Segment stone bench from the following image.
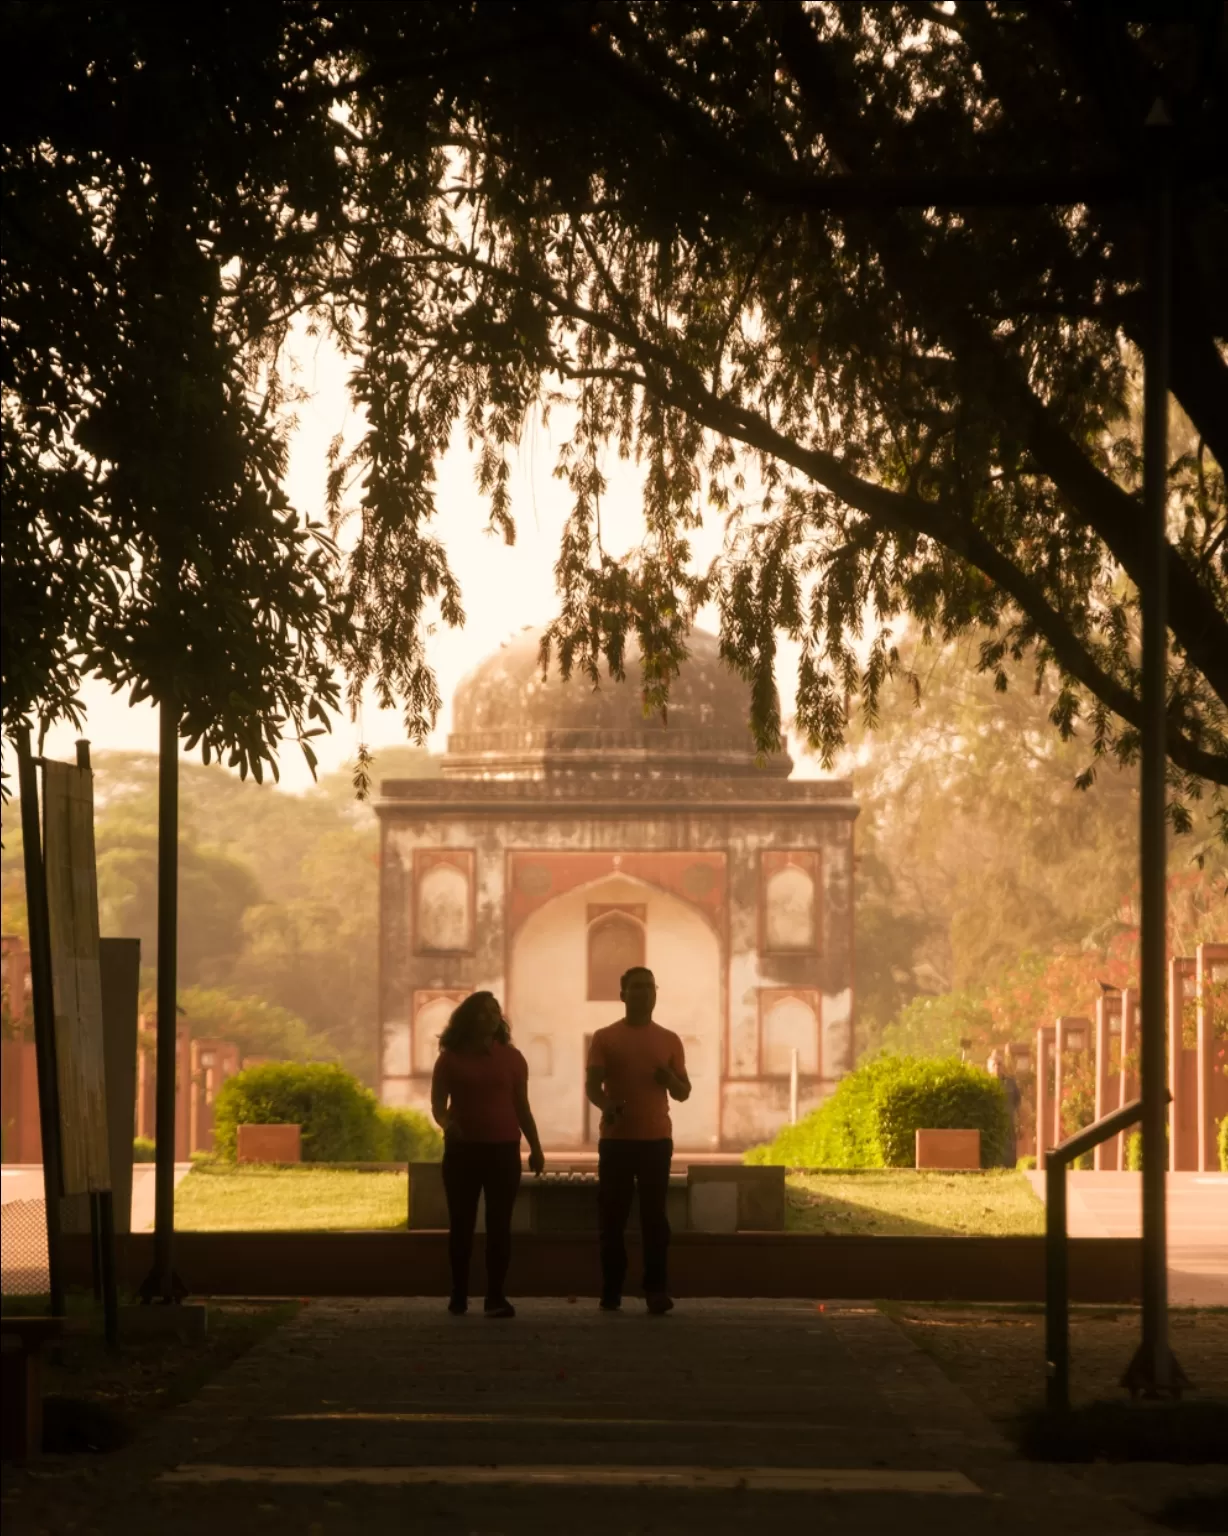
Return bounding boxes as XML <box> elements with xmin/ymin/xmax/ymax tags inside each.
<box><xmin>687</xmin><ymin>1164</ymin><xmax>786</xmax><ymax>1232</ymax></box>
<box><xmin>0</xmin><ymin>1316</ymin><xmax>65</xmax><ymax>1462</ymax></box>
<box><xmin>407</xmin><ymin>1162</ymin><xmax>786</xmax><ymax>1233</ymax></box>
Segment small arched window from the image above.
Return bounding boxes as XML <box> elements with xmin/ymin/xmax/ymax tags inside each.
<box><xmin>587</xmin><ymin>908</ymin><xmax>646</xmax><ymax>1001</ymax></box>
<box><xmin>525</xmin><ymin>1035</ymin><xmax>554</xmax><ymax>1078</ymax></box>
<box><xmin>413</xmin><ymin>997</ymin><xmax>455</xmax><ymax>1074</ymax></box>
<box><xmin>762</xmin><ymin>993</ymin><xmax>820</xmax><ymax>1077</ymax></box>
<box><xmin>764</xmin><ymin>865</ymin><xmax>816</xmax><ymax>952</ymax></box>
<box><xmin>416</xmin><ymin>862</ymin><xmax>471</xmax><ymax>952</ymax></box>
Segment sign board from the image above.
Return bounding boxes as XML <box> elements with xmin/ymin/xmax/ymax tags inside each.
<box><xmin>42</xmin><ymin>760</ymin><xmax>111</xmax><ymax>1194</ymax></box>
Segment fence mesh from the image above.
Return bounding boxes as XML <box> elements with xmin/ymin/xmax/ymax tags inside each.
<box><xmin>1</xmin><ymin>1198</ymin><xmax>51</xmax><ymax>1296</ymax></box>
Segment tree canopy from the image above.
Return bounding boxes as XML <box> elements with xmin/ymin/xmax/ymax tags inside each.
<box><xmin>2</xmin><ymin>5</ymin><xmax>348</xmax><ymax>780</ymax></box>
<box><xmin>328</xmin><ymin>0</ymin><xmax>1226</xmax><ymax>818</ymax></box>
<box><xmin>4</xmin><ymin>3</ymin><xmax>1225</xmax><ymax>818</ymax></box>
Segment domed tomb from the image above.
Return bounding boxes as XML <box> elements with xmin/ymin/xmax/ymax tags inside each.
<box><xmin>444</xmin><ymin>627</ymin><xmax>792</xmax><ymax>780</ymax></box>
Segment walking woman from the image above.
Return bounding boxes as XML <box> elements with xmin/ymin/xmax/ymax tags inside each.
<box><xmin>430</xmin><ymin>992</ymin><xmax>545</xmax><ymax>1317</ymax></box>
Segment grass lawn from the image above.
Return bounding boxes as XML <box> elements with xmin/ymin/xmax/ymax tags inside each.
<box><xmin>175</xmin><ymin>1162</ymin><xmax>1042</xmax><ymax>1235</ymax></box>
<box><xmin>784</xmin><ymin>1169</ymin><xmax>1046</xmax><ymax>1236</ymax></box>
<box><xmin>175</xmin><ymin>1163</ymin><xmax>408</xmax><ymax>1231</ymax></box>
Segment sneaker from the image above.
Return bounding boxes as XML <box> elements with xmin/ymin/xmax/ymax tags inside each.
<box><xmin>447</xmin><ymin>1295</ymin><xmax>468</xmax><ymax>1315</ymax></box>
<box><xmin>645</xmin><ymin>1292</ymin><xmax>674</xmax><ymax>1315</ymax></box>
<box><xmin>599</xmin><ymin>1296</ymin><xmax>622</xmax><ymax>1312</ymax></box>
<box><xmin>484</xmin><ymin>1298</ymin><xmax>516</xmax><ymax>1319</ymax></box>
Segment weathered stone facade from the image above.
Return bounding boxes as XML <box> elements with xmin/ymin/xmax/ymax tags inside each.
<box><xmin>377</xmin><ymin>628</ymin><xmax>857</xmax><ymax>1150</ymax></box>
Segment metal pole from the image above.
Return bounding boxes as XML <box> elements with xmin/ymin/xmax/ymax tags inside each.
<box><xmin>1044</xmin><ymin>1154</ymin><xmax>1068</xmax><ymax>1412</ymax></box>
<box><xmin>1123</xmin><ymin>107</ymin><xmax>1185</xmax><ymax>1398</ymax></box>
<box><xmin>76</xmin><ymin>739</ymin><xmax>120</xmax><ymax>1344</ymax></box>
<box><xmin>142</xmin><ymin>694</ymin><xmax>184</xmax><ymax>1303</ymax></box>
<box><xmin>16</xmin><ymin>729</ymin><xmax>66</xmax><ymax>1315</ymax></box>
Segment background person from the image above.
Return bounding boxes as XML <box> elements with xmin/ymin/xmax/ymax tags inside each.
<box><xmin>987</xmin><ymin>1048</ymin><xmax>1021</xmax><ymax>1168</ymax></box>
<box><xmin>431</xmin><ymin>991</ymin><xmax>545</xmax><ymax>1318</ymax></box>
<box><xmin>585</xmin><ymin>966</ymin><xmax>690</xmax><ymax>1315</ymax></box>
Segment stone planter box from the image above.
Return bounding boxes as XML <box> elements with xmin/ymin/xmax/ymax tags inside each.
<box><xmin>237</xmin><ymin>1123</ymin><xmax>302</xmax><ymax>1164</ymax></box>
<box><xmin>915</xmin><ymin>1129</ymin><xmax>981</xmax><ymax>1170</ymax></box>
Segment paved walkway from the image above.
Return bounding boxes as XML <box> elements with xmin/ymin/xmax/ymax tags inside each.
<box><xmin>1025</xmin><ymin>1170</ymin><xmax>1228</xmax><ymax>1305</ymax></box>
<box><xmin>0</xmin><ymin>1165</ymin><xmax>192</xmax><ymax>1232</ymax></box>
<box><xmin>3</xmin><ymin>1298</ymin><xmax>1166</xmax><ymax>1535</ymax></box>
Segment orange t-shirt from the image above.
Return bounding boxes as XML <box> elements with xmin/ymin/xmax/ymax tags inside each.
<box><xmin>587</xmin><ymin>1020</ymin><xmax>686</xmax><ymax>1141</ymax></box>
<box><xmin>432</xmin><ymin>1042</ymin><xmax>527</xmax><ymax>1143</ymax></box>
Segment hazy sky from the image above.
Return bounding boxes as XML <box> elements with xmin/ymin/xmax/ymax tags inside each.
<box><xmin>37</xmin><ymin>329</ymin><xmax>820</xmax><ymax>793</ymax></box>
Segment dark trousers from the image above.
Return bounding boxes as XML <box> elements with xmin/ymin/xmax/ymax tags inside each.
<box><xmin>442</xmin><ymin>1140</ymin><xmax>522</xmax><ymax>1303</ymax></box>
<box><xmin>598</xmin><ymin>1137</ymin><xmax>673</xmax><ymax>1300</ymax></box>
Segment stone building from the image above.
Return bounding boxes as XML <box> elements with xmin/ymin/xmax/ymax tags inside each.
<box><xmin>376</xmin><ymin>628</ymin><xmax>857</xmax><ymax>1150</ymax></box>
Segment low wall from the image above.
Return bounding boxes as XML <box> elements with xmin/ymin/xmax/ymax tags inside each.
<box><xmin>62</xmin><ymin>1231</ymin><xmax>1143</xmax><ymax>1304</ymax></box>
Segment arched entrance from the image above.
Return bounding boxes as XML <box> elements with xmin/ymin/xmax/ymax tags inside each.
<box><xmin>508</xmin><ymin>873</ymin><xmax>722</xmax><ymax>1148</ymax></box>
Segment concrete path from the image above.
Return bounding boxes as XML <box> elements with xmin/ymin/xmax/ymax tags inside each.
<box><xmin>1025</xmin><ymin>1170</ymin><xmax>1228</xmax><ymax>1305</ymax></box>
<box><xmin>3</xmin><ymin>1298</ymin><xmax>1165</xmax><ymax>1535</ymax></box>
<box><xmin>0</xmin><ymin>1164</ymin><xmax>192</xmax><ymax>1230</ymax></box>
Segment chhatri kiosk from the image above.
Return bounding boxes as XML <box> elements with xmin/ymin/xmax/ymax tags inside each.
<box><xmin>376</xmin><ymin>628</ymin><xmax>857</xmax><ymax>1151</ymax></box>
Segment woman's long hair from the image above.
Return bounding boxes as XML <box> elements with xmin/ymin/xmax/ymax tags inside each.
<box><xmin>438</xmin><ymin>990</ymin><xmax>511</xmax><ymax>1052</ymax></box>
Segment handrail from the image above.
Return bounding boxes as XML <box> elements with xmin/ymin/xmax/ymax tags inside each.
<box><xmin>1048</xmin><ymin>1096</ymin><xmax>1149</xmax><ymax>1168</ymax></box>
<box><xmin>1044</xmin><ymin>1092</ymin><xmax>1169</xmax><ymax>1411</ymax></box>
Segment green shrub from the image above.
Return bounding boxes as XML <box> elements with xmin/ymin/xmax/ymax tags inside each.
<box><xmin>1016</xmin><ymin>1154</ymin><xmax>1037</xmax><ymax>1171</ymax></box>
<box><xmin>133</xmin><ymin>1136</ymin><xmax>156</xmax><ymax>1163</ymax></box>
<box><xmin>1125</xmin><ymin>1126</ymin><xmax>1169</xmax><ymax>1171</ymax></box>
<box><xmin>1219</xmin><ymin>1114</ymin><xmax>1228</xmax><ymax>1173</ymax></box>
<box><xmin>213</xmin><ymin>1062</ymin><xmax>382</xmax><ymax>1163</ymax></box>
<box><xmin>748</xmin><ymin>1056</ymin><xmax>1010</xmax><ymax>1169</ymax></box>
<box><xmin>376</xmin><ymin>1105</ymin><xmax>443</xmax><ymax>1162</ymax></box>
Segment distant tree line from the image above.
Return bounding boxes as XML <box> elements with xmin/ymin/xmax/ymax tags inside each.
<box><xmin>0</xmin><ymin>747</ymin><xmax>438</xmax><ymax>1079</ymax></box>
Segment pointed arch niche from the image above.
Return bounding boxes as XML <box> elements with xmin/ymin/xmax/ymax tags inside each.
<box><xmin>587</xmin><ymin>905</ymin><xmax>647</xmax><ymax>1001</ymax></box>
<box><xmin>760</xmin><ymin>850</ymin><xmax>820</xmax><ymax>954</ymax></box>
<box><xmin>413</xmin><ymin>850</ymin><xmax>474</xmax><ymax>954</ymax></box>
<box><xmin>759</xmin><ymin>989</ymin><xmax>822</xmax><ymax>1077</ymax></box>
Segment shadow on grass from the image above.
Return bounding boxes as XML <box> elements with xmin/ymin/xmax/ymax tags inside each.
<box><xmin>785</xmin><ymin>1188</ymin><xmax>956</xmax><ymax>1237</ymax></box>
<box><xmin>1016</xmin><ymin>1398</ymin><xmax>1228</xmax><ymax>1463</ymax></box>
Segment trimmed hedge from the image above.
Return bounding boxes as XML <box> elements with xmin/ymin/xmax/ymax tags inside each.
<box><xmin>1219</xmin><ymin>1113</ymin><xmax>1228</xmax><ymax>1172</ymax></box>
<box><xmin>376</xmin><ymin>1105</ymin><xmax>443</xmax><ymax>1163</ymax></box>
<box><xmin>746</xmin><ymin>1056</ymin><xmax>1010</xmax><ymax>1169</ymax></box>
<box><xmin>133</xmin><ymin>1136</ymin><xmax>156</xmax><ymax>1163</ymax></box>
<box><xmin>212</xmin><ymin>1062</ymin><xmax>444</xmax><ymax>1163</ymax></box>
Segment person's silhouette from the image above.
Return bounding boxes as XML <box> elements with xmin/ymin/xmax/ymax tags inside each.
<box><xmin>585</xmin><ymin>966</ymin><xmax>690</xmax><ymax>1314</ymax></box>
<box><xmin>431</xmin><ymin>992</ymin><xmax>545</xmax><ymax>1317</ymax></box>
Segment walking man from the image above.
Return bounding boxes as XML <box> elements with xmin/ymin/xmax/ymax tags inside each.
<box><xmin>585</xmin><ymin>966</ymin><xmax>690</xmax><ymax>1314</ymax></box>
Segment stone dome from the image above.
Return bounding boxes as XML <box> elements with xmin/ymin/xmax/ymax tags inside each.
<box><xmin>444</xmin><ymin>626</ymin><xmax>791</xmax><ymax>780</ymax></box>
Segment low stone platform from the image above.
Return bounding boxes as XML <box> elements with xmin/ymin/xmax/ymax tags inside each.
<box><xmin>60</xmin><ymin>1230</ymin><xmax>1143</xmax><ymax>1303</ymax></box>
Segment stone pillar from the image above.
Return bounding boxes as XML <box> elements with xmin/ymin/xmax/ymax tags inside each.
<box><xmin>1196</xmin><ymin>943</ymin><xmax>1228</xmax><ymax>1171</ymax></box>
<box><xmin>174</xmin><ymin>1024</ymin><xmax>192</xmax><ymax>1162</ymax></box>
<box><xmin>1054</xmin><ymin>1016</ymin><xmax>1090</xmax><ymax>1144</ymax></box>
<box><xmin>1035</xmin><ymin>1024</ymin><xmax>1055</xmax><ymax>1169</ymax></box>
<box><xmin>1093</xmin><ymin>992</ymin><xmax>1121</xmax><ymax>1171</ymax></box>
<box><xmin>1168</xmin><ymin>958</ymin><xmax>1196</xmax><ymax>1172</ymax></box>
<box><xmin>1116</xmin><ymin>987</ymin><xmax>1139</xmax><ymax>1169</ymax></box>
